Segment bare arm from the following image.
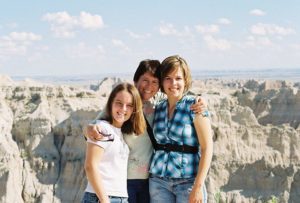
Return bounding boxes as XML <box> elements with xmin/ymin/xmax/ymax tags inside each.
<box><xmin>85</xmin><ymin>143</ymin><xmax>110</xmax><ymax>203</ymax></box>
<box><xmin>189</xmin><ymin>114</ymin><xmax>213</xmax><ymax>203</ymax></box>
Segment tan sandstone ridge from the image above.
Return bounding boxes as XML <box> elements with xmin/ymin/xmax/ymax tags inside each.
<box><xmin>0</xmin><ymin>75</ymin><xmax>299</xmax><ymax>203</ymax></box>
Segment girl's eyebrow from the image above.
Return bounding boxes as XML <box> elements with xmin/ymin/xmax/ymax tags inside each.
<box><xmin>114</xmin><ymin>99</ymin><xmax>133</xmax><ymax>105</ymax></box>
<box><xmin>114</xmin><ymin>99</ymin><xmax>124</xmax><ymax>103</ymax></box>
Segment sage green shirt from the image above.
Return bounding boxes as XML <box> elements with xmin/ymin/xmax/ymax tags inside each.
<box><xmin>124</xmin><ymin>111</ymin><xmax>154</xmax><ymax>179</ymax></box>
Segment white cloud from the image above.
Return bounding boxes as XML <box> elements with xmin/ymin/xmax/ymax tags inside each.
<box><xmin>126</xmin><ymin>30</ymin><xmax>151</xmax><ymax>39</ymax></box>
<box><xmin>112</xmin><ymin>39</ymin><xmax>130</xmax><ymax>51</ymax></box>
<box><xmin>65</xmin><ymin>42</ymin><xmax>106</xmax><ymax>59</ymax></box>
<box><xmin>0</xmin><ymin>32</ymin><xmax>42</xmax><ymax>57</ymax></box>
<box><xmin>250</xmin><ymin>9</ymin><xmax>266</xmax><ymax>16</ymax></box>
<box><xmin>8</xmin><ymin>32</ymin><xmax>42</xmax><ymax>41</ymax></box>
<box><xmin>246</xmin><ymin>35</ymin><xmax>273</xmax><ymax>47</ymax></box>
<box><xmin>158</xmin><ymin>22</ymin><xmax>193</xmax><ymax>37</ymax></box>
<box><xmin>251</xmin><ymin>23</ymin><xmax>296</xmax><ymax>36</ymax></box>
<box><xmin>0</xmin><ymin>39</ymin><xmax>27</xmax><ymax>56</ymax></box>
<box><xmin>159</xmin><ymin>22</ymin><xmax>178</xmax><ymax>36</ymax></box>
<box><xmin>112</xmin><ymin>39</ymin><xmax>124</xmax><ymax>46</ymax></box>
<box><xmin>195</xmin><ymin>24</ymin><xmax>219</xmax><ymax>34</ymax></box>
<box><xmin>43</xmin><ymin>11</ymin><xmax>76</xmax><ymax>25</ymax></box>
<box><xmin>42</xmin><ymin>11</ymin><xmax>104</xmax><ymax>38</ymax></box>
<box><xmin>182</xmin><ymin>26</ymin><xmax>193</xmax><ymax>37</ymax></box>
<box><xmin>218</xmin><ymin>18</ymin><xmax>231</xmax><ymax>25</ymax></box>
<box><xmin>78</xmin><ymin>11</ymin><xmax>104</xmax><ymax>30</ymax></box>
<box><xmin>203</xmin><ymin>35</ymin><xmax>231</xmax><ymax>51</ymax></box>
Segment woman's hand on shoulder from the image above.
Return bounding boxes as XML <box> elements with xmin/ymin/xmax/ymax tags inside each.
<box><xmin>84</xmin><ymin>123</ymin><xmax>104</xmax><ymax>141</ymax></box>
<box><xmin>190</xmin><ymin>96</ymin><xmax>207</xmax><ymax>114</ymax></box>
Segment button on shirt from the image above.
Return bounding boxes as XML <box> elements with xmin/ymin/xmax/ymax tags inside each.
<box><xmin>149</xmin><ymin>95</ymin><xmax>201</xmax><ymax>178</ymax></box>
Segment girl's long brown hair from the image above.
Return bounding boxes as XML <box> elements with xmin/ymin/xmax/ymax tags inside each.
<box><xmin>104</xmin><ymin>82</ymin><xmax>146</xmax><ymax>135</ymax></box>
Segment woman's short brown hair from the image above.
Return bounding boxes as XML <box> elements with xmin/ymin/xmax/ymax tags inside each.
<box><xmin>160</xmin><ymin>55</ymin><xmax>192</xmax><ymax>93</ymax></box>
<box><xmin>133</xmin><ymin>59</ymin><xmax>161</xmax><ymax>83</ymax></box>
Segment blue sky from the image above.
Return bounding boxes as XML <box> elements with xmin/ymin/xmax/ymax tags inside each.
<box><xmin>0</xmin><ymin>0</ymin><xmax>299</xmax><ymax>76</ymax></box>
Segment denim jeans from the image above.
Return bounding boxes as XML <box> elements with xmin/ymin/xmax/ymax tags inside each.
<box><xmin>127</xmin><ymin>179</ymin><xmax>150</xmax><ymax>203</ymax></box>
<box><xmin>81</xmin><ymin>192</ymin><xmax>128</xmax><ymax>203</ymax></box>
<box><xmin>149</xmin><ymin>175</ymin><xmax>207</xmax><ymax>203</ymax></box>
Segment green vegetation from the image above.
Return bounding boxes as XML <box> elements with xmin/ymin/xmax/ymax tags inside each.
<box><xmin>20</xmin><ymin>150</ymin><xmax>29</xmax><ymax>159</ymax></box>
<box><xmin>214</xmin><ymin>190</ymin><xmax>221</xmax><ymax>203</ymax></box>
<box><xmin>266</xmin><ymin>195</ymin><xmax>278</xmax><ymax>203</ymax></box>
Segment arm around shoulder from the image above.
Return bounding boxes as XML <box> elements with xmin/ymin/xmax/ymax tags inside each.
<box><xmin>83</xmin><ymin>122</ymin><xmax>105</xmax><ymax>141</ymax></box>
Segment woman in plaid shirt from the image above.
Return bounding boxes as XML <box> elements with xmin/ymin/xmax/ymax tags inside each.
<box><xmin>149</xmin><ymin>55</ymin><xmax>213</xmax><ymax>203</ymax></box>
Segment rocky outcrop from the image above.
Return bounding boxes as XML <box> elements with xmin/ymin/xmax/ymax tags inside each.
<box><xmin>236</xmin><ymin>80</ymin><xmax>300</xmax><ymax>129</ymax></box>
<box><xmin>0</xmin><ymin>76</ymin><xmax>299</xmax><ymax>203</ymax></box>
<box><xmin>191</xmin><ymin>80</ymin><xmax>300</xmax><ymax>202</ymax></box>
<box><xmin>0</xmin><ymin>78</ymin><xmax>104</xmax><ymax>203</ymax></box>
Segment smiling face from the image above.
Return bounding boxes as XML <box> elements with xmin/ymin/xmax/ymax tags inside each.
<box><xmin>162</xmin><ymin>67</ymin><xmax>185</xmax><ymax>100</ymax></box>
<box><xmin>111</xmin><ymin>90</ymin><xmax>134</xmax><ymax>128</ymax></box>
<box><xmin>160</xmin><ymin>55</ymin><xmax>192</xmax><ymax>96</ymax></box>
<box><xmin>135</xmin><ymin>71</ymin><xmax>159</xmax><ymax>102</ymax></box>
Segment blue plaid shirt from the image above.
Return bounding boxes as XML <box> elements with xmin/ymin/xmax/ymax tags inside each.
<box><xmin>149</xmin><ymin>95</ymin><xmax>201</xmax><ymax>178</ymax></box>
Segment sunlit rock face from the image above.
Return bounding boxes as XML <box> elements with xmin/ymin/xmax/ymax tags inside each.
<box><xmin>0</xmin><ymin>76</ymin><xmax>299</xmax><ymax>203</ymax></box>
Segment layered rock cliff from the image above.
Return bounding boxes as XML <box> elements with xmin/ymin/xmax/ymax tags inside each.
<box><xmin>0</xmin><ymin>76</ymin><xmax>299</xmax><ymax>203</ymax></box>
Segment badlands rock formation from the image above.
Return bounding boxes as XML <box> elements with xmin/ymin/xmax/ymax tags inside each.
<box><xmin>0</xmin><ymin>75</ymin><xmax>299</xmax><ymax>203</ymax></box>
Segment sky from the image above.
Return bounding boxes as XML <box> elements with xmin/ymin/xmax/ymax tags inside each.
<box><xmin>0</xmin><ymin>0</ymin><xmax>300</xmax><ymax>76</ymax></box>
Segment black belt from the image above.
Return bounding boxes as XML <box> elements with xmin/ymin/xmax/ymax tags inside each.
<box><xmin>156</xmin><ymin>143</ymin><xmax>199</xmax><ymax>154</ymax></box>
<box><xmin>145</xmin><ymin>117</ymin><xmax>198</xmax><ymax>154</ymax></box>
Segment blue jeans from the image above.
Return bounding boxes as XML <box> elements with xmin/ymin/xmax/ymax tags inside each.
<box><xmin>127</xmin><ymin>179</ymin><xmax>150</xmax><ymax>203</ymax></box>
<box><xmin>149</xmin><ymin>175</ymin><xmax>207</xmax><ymax>203</ymax></box>
<box><xmin>81</xmin><ymin>192</ymin><xmax>128</xmax><ymax>203</ymax></box>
